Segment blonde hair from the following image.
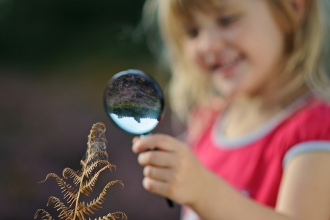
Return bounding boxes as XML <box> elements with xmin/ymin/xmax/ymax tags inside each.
<box><xmin>143</xmin><ymin>0</ymin><xmax>330</xmax><ymax>121</ymax></box>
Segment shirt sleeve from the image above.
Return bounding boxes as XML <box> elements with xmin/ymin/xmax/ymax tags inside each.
<box><xmin>283</xmin><ymin>141</ymin><xmax>330</xmax><ymax>167</ymax></box>
<box><xmin>282</xmin><ymin>102</ymin><xmax>330</xmax><ymax>167</ymax></box>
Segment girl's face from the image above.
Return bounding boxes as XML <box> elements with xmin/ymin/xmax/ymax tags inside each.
<box><xmin>181</xmin><ymin>0</ymin><xmax>286</xmax><ymax>98</ymax></box>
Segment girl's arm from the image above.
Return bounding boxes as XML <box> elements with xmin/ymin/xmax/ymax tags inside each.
<box><xmin>276</xmin><ymin>151</ymin><xmax>330</xmax><ymax>219</ymax></box>
<box><xmin>190</xmin><ymin>151</ymin><xmax>330</xmax><ymax>220</ymax></box>
<box><xmin>132</xmin><ymin>134</ymin><xmax>330</xmax><ymax>220</ymax></box>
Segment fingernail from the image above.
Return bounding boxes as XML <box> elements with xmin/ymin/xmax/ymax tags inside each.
<box><xmin>132</xmin><ymin>143</ymin><xmax>138</xmax><ymax>153</ymax></box>
<box><xmin>132</xmin><ymin>136</ymin><xmax>140</xmax><ymax>144</ymax></box>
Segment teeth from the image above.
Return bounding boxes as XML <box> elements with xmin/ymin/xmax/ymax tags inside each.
<box><xmin>221</xmin><ymin>56</ymin><xmax>240</xmax><ymax>68</ymax></box>
<box><xmin>208</xmin><ymin>55</ymin><xmax>241</xmax><ymax>72</ymax></box>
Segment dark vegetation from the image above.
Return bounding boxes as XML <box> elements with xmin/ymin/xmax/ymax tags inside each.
<box><xmin>0</xmin><ymin>0</ymin><xmax>150</xmax><ymax>73</ymax></box>
<box><xmin>106</xmin><ymin>74</ymin><xmax>163</xmax><ymax>122</ymax></box>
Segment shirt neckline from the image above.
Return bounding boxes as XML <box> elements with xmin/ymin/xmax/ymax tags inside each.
<box><xmin>212</xmin><ymin>94</ymin><xmax>313</xmax><ymax>149</ymax></box>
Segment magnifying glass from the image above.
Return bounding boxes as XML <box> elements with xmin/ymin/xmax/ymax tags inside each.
<box><xmin>104</xmin><ymin>69</ymin><xmax>174</xmax><ymax>207</ymax></box>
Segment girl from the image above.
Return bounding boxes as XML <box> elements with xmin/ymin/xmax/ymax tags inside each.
<box><xmin>132</xmin><ymin>0</ymin><xmax>330</xmax><ymax>219</ymax></box>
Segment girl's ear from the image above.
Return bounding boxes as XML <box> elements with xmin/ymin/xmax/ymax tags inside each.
<box><xmin>288</xmin><ymin>0</ymin><xmax>308</xmax><ymax>23</ymax></box>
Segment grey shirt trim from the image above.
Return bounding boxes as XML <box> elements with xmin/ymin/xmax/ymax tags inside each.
<box><xmin>213</xmin><ymin>110</ymin><xmax>290</xmax><ymax>148</ymax></box>
<box><xmin>283</xmin><ymin>141</ymin><xmax>330</xmax><ymax>167</ymax></box>
<box><xmin>213</xmin><ymin>94</ymin><xmax>312</xmax><ymax>148</ymax></box>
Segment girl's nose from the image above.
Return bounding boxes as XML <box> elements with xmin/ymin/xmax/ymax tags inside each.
<box><xmin>197</xmin><ymin>29</ymin><xmax>224</xmax><ymax>55</ymax></box>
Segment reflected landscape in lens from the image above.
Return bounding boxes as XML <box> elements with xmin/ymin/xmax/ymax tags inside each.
<box><xmin>104</xmin><ymin>70</ymin><xmax>164</xmax><ymax>135</ymax></box>
<box><xmin>110</xmin><ymin>113</ymin><xmax>159</xmax><ymax>134</ymax></box>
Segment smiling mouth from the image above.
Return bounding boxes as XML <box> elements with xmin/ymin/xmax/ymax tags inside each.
<box><xmin>210</xmin><ymin>55</ymin><xmax>243</xmax><ymax>74</ymax></box>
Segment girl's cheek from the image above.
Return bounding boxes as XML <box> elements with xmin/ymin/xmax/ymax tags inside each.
<box><xmin>196</xmin><ymin>57</ymin><xmax>208</xmax><ymax>71</ymax></box>
<box><xmin>184</xmin><ymin>47</ymin><xmax>205</xmax><ymax>69</ymax></box>
<box><xmin>183</xmin><ymin>41</ymin><xmax>198</xmax><ymax>62</ymax></box>
<box><xmin>183</xmin><ymin>41</ymin><xmax>209</xmax><ymax>73</ymax></box>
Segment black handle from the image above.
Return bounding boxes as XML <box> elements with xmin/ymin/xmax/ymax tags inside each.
<box><xmin>166</xmin><ymin>198</ymin><xmax>175</xmax><ymax>207</ymax></box>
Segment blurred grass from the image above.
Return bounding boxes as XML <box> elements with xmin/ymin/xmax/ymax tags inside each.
<box><xmin>0</xmin><ymin>0</ymin><xmax>152</xmax><ymax>72</ymax></box>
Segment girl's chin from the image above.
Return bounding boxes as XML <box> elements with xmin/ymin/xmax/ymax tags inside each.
<box><xmin>219</xmin><ymin>87</ymin><xmax>250</xmax><ymax>101</ymax></box>
<box><xmin>212</xmin><ymin>77</ymin><xmax>255</xmax><ymax>100</ymax></box>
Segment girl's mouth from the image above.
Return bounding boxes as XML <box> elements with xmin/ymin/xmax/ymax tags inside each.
<box><xmin>210</xmin><ymin>55</ymin><xmax>243</xmax><ymax>77</ymax></box>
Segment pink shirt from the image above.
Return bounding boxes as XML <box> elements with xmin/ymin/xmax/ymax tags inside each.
<box><xmin>182</xmin><ymin>97</ymin><xmax>330</xmax><ymax>220</ymax></box>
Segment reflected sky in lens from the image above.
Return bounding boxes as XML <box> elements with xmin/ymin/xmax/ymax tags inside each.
<box><xmin>110</xmin><ymin>113</ymin><xmax>158</xmax><ymax>135</ymax></box>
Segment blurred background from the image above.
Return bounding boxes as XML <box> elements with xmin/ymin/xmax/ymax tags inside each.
<box><xmin>0</xmin><ymin>0</ymin><xmax>183</xmax><ymax>219</ymax></box>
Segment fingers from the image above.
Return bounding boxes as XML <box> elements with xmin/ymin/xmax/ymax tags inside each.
<box><xmin>143</xmin><ymin>166</ymin><xmax>171</xmax><ymax>182</ymax></box>
<box><xmin>138</xmin><ymin>150</ymin><xmax>174</xmax><ymax>167</ymax></box>
<box><xmin>140</xmin><ymin>159</ymin><xmax>176</xmax><ymax>199</ymax></box>
<box><xmin>132</xmin><ymin>134</ymin><xmax>177</xmax><ymax>153</ymax></box>
<box><xmin>142</xmin><ymin>177</ymin><xmax>169</xmax><ymax>197</ymax></box>
<box><xmin>132</xmin><ymin>134</ymin><xmax>196</xmax><ymax>203</ymax></box>
<box><xmin>142</xmin><ymin>166</ymin><xmax>177</xmax><ymax>199</ymax></box>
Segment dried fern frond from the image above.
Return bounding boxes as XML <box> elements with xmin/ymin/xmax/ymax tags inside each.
<box><xmin>34</xmin><ymin>209</ymin><xmax>54</xmax><ymax>220</ymax></box>
<box><xmin>35</xmin><ymin>122</ymin><xmax>127</xmax><ymax>220</ymax></box>
<box><xmin>77</xmin><ymin>180</ymin><xmax>124</xmax><ymax>217</ymax></box>
<box><xmin>39</xmin><ymin>173</ymin><xmax>78</xmax><ymax>206</ymax></box>
<box><xmin>85</xmin><ymin>160</ymin><xmax>115</xmax><ymax>178</ymax></box>
<box><xmin>81</xmin><ymin>163</ymin><xmax>115</xmax><ymax>197</ymax></box>
<box><xmin>62</xmin><ymin>168</ymin><xmax>83</xmax><ymax>186</ymax></box>
<box><xmin>98</xmin><ymin>211</ymin><xmax>128</xmax><ymax>220</ymax></box>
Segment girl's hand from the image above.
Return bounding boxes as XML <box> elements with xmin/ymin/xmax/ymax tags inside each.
<box><xmin>132</xmin><ymin>134</ymin><xmax>210</xmax><ymax>206</ymax></box>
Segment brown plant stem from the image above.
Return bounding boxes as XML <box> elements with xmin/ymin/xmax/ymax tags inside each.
<box><xmin>73</xmin><ymin>160</ymin><xmax>87</xmax><ymax>220</ymax></box>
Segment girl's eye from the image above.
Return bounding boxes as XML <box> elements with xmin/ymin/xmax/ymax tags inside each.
<box><xmin>218</xmin><ymin>14</ymin><xmax>238</xmax><ymax>27</ymax></box>
<box><xmin>185</xmin><ymin>28</ymin><xmax>199</xmax><ymax>38</ymax></box>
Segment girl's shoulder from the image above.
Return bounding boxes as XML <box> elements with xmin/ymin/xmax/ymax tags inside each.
<box><xmin>285</xmin><ymin>98</ymin><xmax>330</xmax><ymax>135</ymax></box>
<box><xmin>280</xmin><ymin>98</ymin><xmax>330</xmax><ymax>167</ymax></box>
<box><xmin>278</xmin><ymin>98</ymin><xmax>330</xmax><ymax>153</ymax></box>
